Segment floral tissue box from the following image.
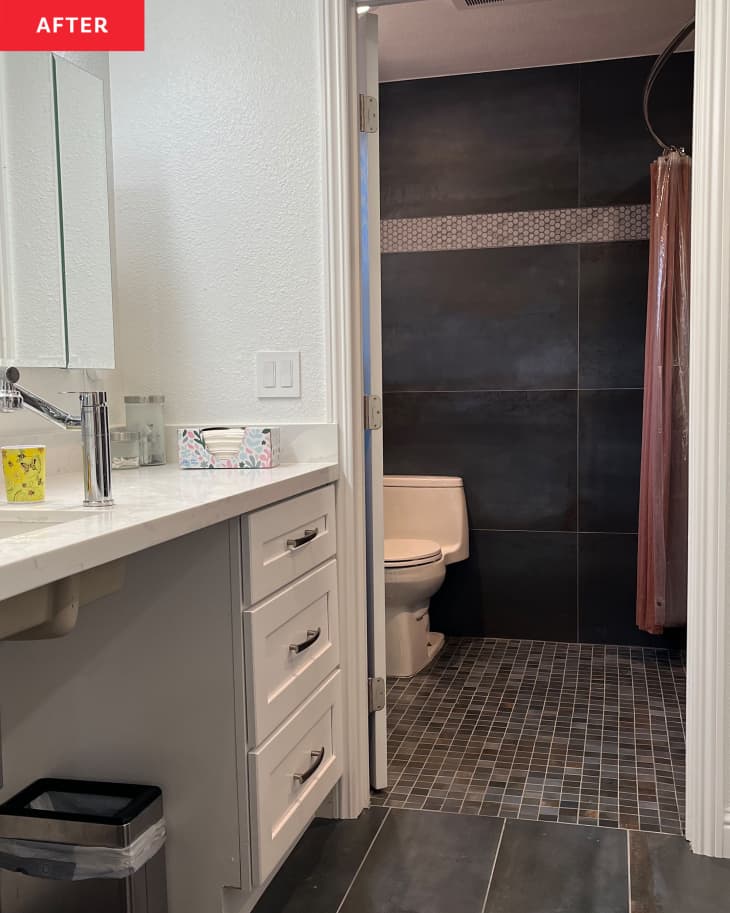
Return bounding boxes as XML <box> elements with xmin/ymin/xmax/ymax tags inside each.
<box><xmin>177</xmin><ymin>427</ymin><xmax>281</xmax><ymax>469</ymax></box>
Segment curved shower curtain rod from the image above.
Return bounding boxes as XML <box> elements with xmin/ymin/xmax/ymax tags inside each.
<box><xmin>643</xmin><ymin>18</ymin><xmax>696</xmax><ymax>152</ymax></box>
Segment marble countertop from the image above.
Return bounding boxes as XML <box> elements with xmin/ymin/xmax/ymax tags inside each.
<box><xmin>0</xmin><ymin>462</ymin><xmax>338</xmax><ymax>602</ymax></box>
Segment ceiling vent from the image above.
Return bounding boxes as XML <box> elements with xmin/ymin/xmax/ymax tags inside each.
<box><xmin>452</xmin><ymin>0</ymin><xmax>550</xmax><ymax>9</ymax></box>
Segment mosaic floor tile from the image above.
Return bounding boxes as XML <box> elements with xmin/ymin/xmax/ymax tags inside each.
<box><xmin>373</xmin><ymin>638</ymin><xmax>685</xmax><ymax>836</ymax></box>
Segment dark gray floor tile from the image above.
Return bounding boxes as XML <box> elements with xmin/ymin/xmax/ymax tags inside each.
<box><xmin>380</xmin><ymin>68</ymin><xmax>579</xmax><ymax>218</ymax></box>
<box><xmin>484</xmin><ymin>819</ymin><xmax>629</xmax><ymax>913</ymax></box>
<box><xmin>382</xmin><ymin>246</ymin><xmax>578</xmax><ymax>392</ymax></box>
<box><xmin>384</xmin><ymin>391</ymin><xmax>577</xmax><ymax>531</ymax></box>
<box><xmin>340</xmin><ymin>808</ymin><xmax>503</xmax><ymax>913</ymax></box>
<box><xmin>252</xmin><ymin>808</ymin><xmax>389</xmax><ymax>913</ymax></box>
<box><xmin>430</xmin><ymin>531</ymin><xmax>577</xmax><ymax>640</ymax></box>
<box><xmin>579</xmin><ymin>389</ymin><xmax>643</xmax><ymax>533</ymax></box>
<box><xmin>579</xmin><ymin>242</ymin><xmax>649</xmax><ymax>389</ymax></box>
<box><xmin>579</xmin><ymin>55</ymin><xmax>694</xmax><ymax>207</ymax></box>
<box><xmin>578</xmin><ymin>534</ymin><xmax>686</xmax><ymax>649</ymax></box>
<box><xmin>630</xmin><ymin>831</ymin><xmax>730</xmax><ymax>913</ymax></box>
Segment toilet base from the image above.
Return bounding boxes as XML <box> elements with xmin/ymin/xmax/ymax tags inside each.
<box><xmin>426</xmin><ymin>630</ymin><xmax>445</xmax><ymax>664</ymax></box>
<box><xmin>385</xmin><ymin>603</ymin><xmax>446</xmax><ymax>678</ymax></box>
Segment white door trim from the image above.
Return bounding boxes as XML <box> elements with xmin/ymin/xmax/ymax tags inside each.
<box><xmin>321</xmin><ymin>0</ymin><xmax>371</xmax><ymax>818</ymax></box>
<box><xmin>686</xmin><ymin>0</ymin><xmax>730</xmax><ymax>859</ymax></box>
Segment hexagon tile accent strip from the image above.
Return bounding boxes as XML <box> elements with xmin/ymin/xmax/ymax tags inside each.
<box><xmin>381</xmin><ymin>204</ymin><xmax>650</xmax><ymax>253</ymax></box>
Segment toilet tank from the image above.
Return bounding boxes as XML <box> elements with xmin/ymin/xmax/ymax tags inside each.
<box><xmin>383</xmin><ymin>475</ymin><xmax>469</xmax><ymax>564</ymax></box>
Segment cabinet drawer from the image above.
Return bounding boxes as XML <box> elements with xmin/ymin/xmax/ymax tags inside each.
<box><xmin>248</xmin><ymin>671</ymin><xmax>342</xmax><ymax>885</ymax></box>
<box><xmin>244</xmin><ymin>560</ymin><xmax>339</xmax><ymax>744</ymax></box>
<box><xmin>243</xmin><ymin>485</ymin><xmax>336</xmax><ymax>604</ymax></box>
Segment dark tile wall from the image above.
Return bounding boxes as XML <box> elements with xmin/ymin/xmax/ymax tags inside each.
<box><xmin>382</xmin><ymin>246</ymin><xmax>579</xmax><ymax>391</ymax></box>
<box><xmin>580</xmin><ymin>56</ymin><xmax>695</xmax><ymax>207</ymax></box>
<box><xmin>383</xmin><ymin>391</ymin><xmax>577</xmax><ymax>531</ymax></box>
<box><xmin>380</xmin><ymin>55</ymin><xmax>693</xmax><ymax>647</ymax></box>
<box><xmin>380</xmin><ymin>66</ymin><xmax>580</xmax><ymax>218</ymax></box>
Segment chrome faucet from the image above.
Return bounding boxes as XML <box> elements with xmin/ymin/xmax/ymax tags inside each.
<box><xmin>0</xmin><ymin>367</ymin><xmax>113</xmax><ymax>506</ymax></box>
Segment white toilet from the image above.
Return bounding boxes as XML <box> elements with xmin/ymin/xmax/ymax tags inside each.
<box><xmin>383</xmin><ymin>475</ymin><xmax>469</xmax><ymax>677</ymax></box>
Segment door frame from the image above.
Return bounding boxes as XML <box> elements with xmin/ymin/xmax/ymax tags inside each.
<box><xmin>321</xmin><ymin>0</ymin><xmax>371</xmax><ymax>818</ymax></box>
<box><xmin>325</xmin><ymin>0</ymin><xmax>730</xmax><ymax>852</ymax></box>
<box><xmin>685</xmin><ymin>0</ymin><xmax>730</xmax><ymax>859</ymax></box>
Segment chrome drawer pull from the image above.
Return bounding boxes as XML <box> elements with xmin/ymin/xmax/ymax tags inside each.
<box><xmin>293</xmin><ymin>747</ymin><xmax>326</xmax><ymax>785</ymax></box>
<box><xmin>289</xmin><ymin>627</ymin><xmax>322</xmax><ymax>655</ymax></box>
<box><xmin>286</xmin><ymin>528</ymin><xmax>319</xmax><ymax>550</ymax></box>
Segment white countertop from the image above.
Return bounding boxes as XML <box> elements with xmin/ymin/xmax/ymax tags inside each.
<box><xmin>0</xmin><ymin>462</ymin><xmax>338</xmax><ymax>602</ymax></box>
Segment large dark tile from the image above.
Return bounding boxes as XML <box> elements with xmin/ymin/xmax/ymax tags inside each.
<box><xmin>380</xmin><ymin>67</ymin><xmax>579</xmax><ymax>218</ymax></box>
<box><xmin>580</xmin><ymin>54</ymin><xmax>694</xmax><ymax>206</ymax></box>
<box><xmin>579</xmin><ymin>389</ymin><xmax>643</xmax><ymax>533</ymax></box>
<box><xmin>340</xmin><ymin>808</ymin><xmax>503</xmax><ymax>913</ymax></box>
<box><xmin>630</xmin><ymin>831</ymin><xmax>730</xmax><ymax>913</ymax></box>
<box><xmin>578</xmin><ymin>533</ymin><xmax>685</xmax><ymax>648</ymax></box>
<box><xmin>430</xmin><ymin>531</ymin><xmax>578</xmax><ymax>641</ymax></box>
<box><xmin>579</xmin><ymin>242</ymin><xmax>649</xmax><ymax>389</ymax></box>
<box><xmin>579</xmin><ymin>532</ymin><xmax>639</xmax><ymax>646</ymax></box>
<box><xmin>382</xmin><ymin>246</ymin><xmax>578</xmax><ymax>392</ymax></box>
<box><xmin>484</xmin><ymin>819</ymin><xmax>629</xmax><ymax>913</ymax></box>
<box><xmin>384</xmin><ymin>391</ymin><xmax>577</xmax><ymax>531</ymax></box>
<box><xmin>253</xmin><ymin>809</ymin><xmax>389</xmax><ymax>913</ymax></box>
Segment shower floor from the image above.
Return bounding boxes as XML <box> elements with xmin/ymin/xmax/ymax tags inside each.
<box><xmin>371</xmin><ymin>637</ymin><xmax>686</xmax><ymax>836</ymax></box>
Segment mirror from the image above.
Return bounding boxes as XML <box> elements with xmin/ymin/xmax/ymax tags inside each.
<box><xmin>0</xmin><ymin>53</ymin><xmax>115</xmax><ymax>369</ymax></box>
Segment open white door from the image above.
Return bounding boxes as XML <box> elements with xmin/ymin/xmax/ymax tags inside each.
<box><xmin>357</xmin><ymin>11</ymin><xmax>387</xmax><ymax>790</ymax></box>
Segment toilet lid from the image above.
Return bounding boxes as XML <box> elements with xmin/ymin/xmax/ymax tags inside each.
<box><xmin>384</xmin><ymin>538</ymin><xmax>443</xmax><ymax>568</ymax></box>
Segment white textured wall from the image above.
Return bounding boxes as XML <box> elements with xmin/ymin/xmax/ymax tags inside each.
<box><xmin>110</xmin><ymin>0</ymin><xmax>329</xmax><ymax>426</ymax></box>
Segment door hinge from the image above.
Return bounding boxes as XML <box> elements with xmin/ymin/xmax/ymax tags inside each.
<box><xmin>364</xmin><ymin>394</ymin><xmax>383</xmax><ymax>431</ymax></box>
<box><xmin>359</xmin><ymin>94</ymin><xmax>378</xmax><ymax>133</ymax></box>
<box><xmin>368</xmin><ymin>676</ymin><xmax>386</xmax><ymax>713</ymax></box>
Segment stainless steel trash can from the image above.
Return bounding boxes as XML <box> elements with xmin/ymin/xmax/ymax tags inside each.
<box><xmin>0</xmin><ymin>778</ymin><xmax>167</xmax><ymax>913</ymax></box>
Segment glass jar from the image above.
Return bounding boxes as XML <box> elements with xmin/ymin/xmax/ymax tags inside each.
<box><xmin>110</xmin><ymin>430</ymin><xmax>140</xmax><ymax>470</ymax></box>
<box><xmin>124</xmin><ymin>395</ymin><xmax>166</xmax><ymax>466</ymax></box>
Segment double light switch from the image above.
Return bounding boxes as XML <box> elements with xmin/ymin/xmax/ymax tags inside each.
<box><xmin>256</xmin><ymin>351</ymin><xmax>301</xmax><ymax>398</ymax></box>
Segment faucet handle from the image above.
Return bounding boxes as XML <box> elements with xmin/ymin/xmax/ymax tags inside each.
<box><xmin>5</xmin><ymin>366</ymin><xmax>20</xmax><ymax>384</ymax></box>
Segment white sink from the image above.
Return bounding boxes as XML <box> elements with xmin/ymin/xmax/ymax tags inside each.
<box><xmin>0</xmin><ymin>509</ymin><xmax>88</xmax><ymax>541</ymax></box>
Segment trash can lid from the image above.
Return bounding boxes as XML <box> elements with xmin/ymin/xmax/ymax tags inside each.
<box><xmin>0</xmin><ymin>779</ymin><xmax>163</xmax><ymax>848</ymax></box>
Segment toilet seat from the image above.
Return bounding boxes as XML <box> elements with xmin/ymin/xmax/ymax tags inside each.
<box><xmin>384</xmin><ymin>538</ymin><xmax>443</xmax><ymax>569</ymax></box>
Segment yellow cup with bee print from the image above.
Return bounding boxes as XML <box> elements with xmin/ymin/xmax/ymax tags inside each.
<box><xmin>2</xmin><ymin>446</ymin><xmax>46</xmax><ymax>502</ymax></box>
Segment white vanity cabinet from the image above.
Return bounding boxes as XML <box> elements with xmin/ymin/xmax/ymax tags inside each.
<box><xmin>0</xmin><ymin>467</ymin><xmax>342</xmax><ymax>913</ymax></box>
<box><xmin>236</xmin><ymin>483</ymin><xmax>343</xmax><ymax>888</ymax></box>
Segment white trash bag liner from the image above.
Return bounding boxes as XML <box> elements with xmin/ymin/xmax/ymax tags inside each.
<box><xmin>0</xmin><ymin>819</ymin><xmax>166</xmax><ymax>881</ymax></box>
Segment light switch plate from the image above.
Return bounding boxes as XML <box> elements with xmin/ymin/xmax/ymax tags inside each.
<box><xmin>257</xmin><ymin>351</ymin><xmax>301</xmax><ymax>398</ymax></box>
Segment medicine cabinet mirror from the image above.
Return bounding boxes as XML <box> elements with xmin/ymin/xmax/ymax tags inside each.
<box><xmin>0</xmin><ymin>52</ymin><xmax>115</xmax><ymax>369</ymax></box>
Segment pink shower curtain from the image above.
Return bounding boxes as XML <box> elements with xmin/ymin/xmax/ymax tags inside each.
<box><xmin>636</xmin><ymin>151</ymin><xmax>691</xmax><ymax>635</ymax></box>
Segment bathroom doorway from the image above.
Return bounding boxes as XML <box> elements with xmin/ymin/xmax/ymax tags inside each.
<box><xmin>353</xmin><ymin>0</ymin><xmax>729</xmax><ymax>860</ymax></box>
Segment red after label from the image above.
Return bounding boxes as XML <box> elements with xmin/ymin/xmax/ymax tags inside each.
<box><xmin>0</xmin><ymin>1</ymin><xmax>145</xmax><ymax>51</ymax></box>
